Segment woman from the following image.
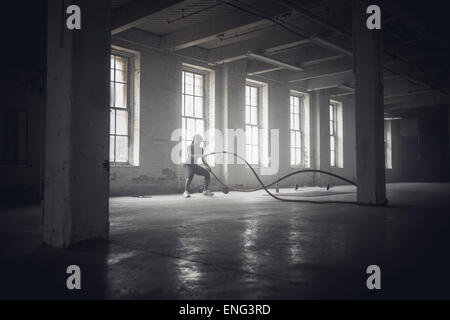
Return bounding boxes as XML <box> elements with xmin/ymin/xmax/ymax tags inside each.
<box><xmin>183</xmin><ymin>134</ymin><xmax>214</xmax><ymax>198</ymax></box>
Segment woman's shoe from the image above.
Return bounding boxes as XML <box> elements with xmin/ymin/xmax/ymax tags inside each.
<box><xmin>202</xmin><ymin>190</ymin><xmax>214</xmax><ymax>197</ymax></box>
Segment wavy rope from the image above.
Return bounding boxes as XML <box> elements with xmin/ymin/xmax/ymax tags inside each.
<box><xmin>202</xmin><ymin>151</ymin><xmax>387</xmax><ymax>206</ymax></box>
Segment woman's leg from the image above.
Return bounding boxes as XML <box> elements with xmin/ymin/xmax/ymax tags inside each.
<box><xmin>184</xmin><ymin>165</ymin><xmax>194</xmax><ymax>192</ymax></box>
<box><xmin>193</xmin><ymin>165</ymin><xmax>211</xmax><ymax>190</ymax></box>
<box><xmin>185</xmin><ymin>176</ymin><xmax>193</xmax><ymax>192</ymax></box>
<box><xmin>204</xmin><ymin>173</ymin><xmax>210</xmax><ymax>190</ymax></box>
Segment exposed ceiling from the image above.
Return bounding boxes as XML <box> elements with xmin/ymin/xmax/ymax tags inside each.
<box><xmin>111</xmin><ymin>0</ymin><xmax>449</xmax><ymax>116</ymax></box>
<box><xmin>136</xmin><ymin>0</ymin><xmax>238</xmax><ymax>35</ymax></box>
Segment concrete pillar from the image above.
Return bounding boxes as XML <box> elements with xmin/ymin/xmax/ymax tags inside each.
<box><xmin>310</xmin><ymin>89</ymin><xmax>330</xmax><ymax>185</ymax></box>
<box><xmin>447</xmin><ymin>64</ymin><xmax>450</xmax><ymax>169</ymax></box>
<box><xmin>309</xmin><ymin>92</ymin><xmax>319</xmax><ymax>172</ymax></box>
<box><xmin>267</xmin><ymin>83</ymin><xmax>290</xmax><ymax>185</ymax></box>
<box><xmin>352</xmin><ymin>0</ymin><xmax>386</xmax><ymax>204</ymax></box>
<box><xmin>222</xmin><ymin>60</ymin><xmax>247</xmax><ymax>186</ymax></box>
<box><xmin>43</xmin><ymin>0</ymin><xmax>111</xmax><ymax>247</ymax></box>
<box><xmin>318</xmin><ymin>90</ymin><xmax>331</xmax><ymax>174</ymax></box>
<box><xmin>341</xmin><ymin>98</ymin><xmax>357</xmax><ymax>183</ymax></box>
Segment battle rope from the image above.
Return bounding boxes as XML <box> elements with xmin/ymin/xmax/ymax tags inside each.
<box><xmin>202</xmin><ymin>151</ymin><xmax>387</xmax><ymax>206</ymax></box>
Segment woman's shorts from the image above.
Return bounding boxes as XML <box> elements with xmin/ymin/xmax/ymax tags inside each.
<box><xmin>183</xmin><ymin>164</ymin><xmax>210</xmax><ymax>179</ymax></box>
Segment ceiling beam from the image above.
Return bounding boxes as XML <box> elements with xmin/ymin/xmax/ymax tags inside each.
<box><xmin>161</xmin><ymin>1</ymin><xmax>289</xmax><ymax>51</ymax></box>
<box><xmin>309</xmin><ymin>36</ymin><xmax>352</xmax><ymax>56</ymax></box>
<box><xmin>331</xmin><ymin>91</ymin><xmax>354</xmax><ymax>97</ymax></box>
<box><xmin>248</xmin><ymin>67</ymin><xmax>284</xmax><ymax>76</ymax></box>
<box><xmin>282</xmin><ymin>58</ymin><xmax>353</xmax><ymax>83</ymax></box>
<box><xmin>246</xmin><ymin>61</ymin><xmax>283</xmax><ymax>76</ymax></box>
<box><xmin>330</xmin><ymin>78</ymin><xmax>434</xmax><ymax>98</ymax></box>
<box><xmin>385</xmin><ymin>97</ymin><xmax>448</xmax><ymax>111</ymax></box>
<box><xmin>331</xmin><ymin>91</ymin><xmax>449</xmax><ymax>110</ymax></box>
<box><xmin>208</xmin><ymin>28</ymin><xmax>304</xmax><ymax>64</ymax></box>
<box><xmin>279</xmin><ymin>0</ymin><xmax>352</xmax><ymax>38</ymax></box>
<box><xmin>279</xmin><ymin>36</ymin><xmax>441</xmax><ymax>91</ymax></box>
<box><xmin>304</xmin><ymin>71</ymin><xmax>354</xmax><ymax>91</ymax></box>
<box><xmin>246</xmin><ymin>52</ymin><xmax>304</xmax><ymax>72</ymax></box>
<box><xmin>111</xmin><ymin>0</ymin><xmax>187</xmax><ymax>35</ymax></box>
<box><xmin>279</xmin><ymin>0</ymin><xmax>446</xmax><ymax>94</ymax></box>
<box><xmin>384</xmin><ymin>89</ymin><xmax>443</xmax><ymax>99</ymax></box>
<box><xmin>301</xmin><ymin>54</ymin><xmax>346</xmax><ymax>67</ymax></box>
<box><xmin>206</xmin><ymin>16</ymin><xmax>350</xmax><ymax>67</ymax></box>
<box><xmin>384</xmin><ymin>91</ymin><xmax>448</xmax><ymax>106</ymax></box>
<box><xmin>246</xmin><ymin>52</ymin><xmax>347</xmax><ymax>76</ymax></box>
<box><xmin>112</xmin><ymin>28</ymin><xmax>161</xmax><ymax>48</ymax></box>
<box><xmin>263</xmin><ymin>39</ymin><xmax>312</xmax><ymax>55</ymax></box>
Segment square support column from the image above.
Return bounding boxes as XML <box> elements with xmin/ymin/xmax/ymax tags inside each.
<box><xmin>447</xmin><ymin>65</ymin><xmax>450</xmax><ymax>167</ymax></box>
<box><xmin>43</xmin><ymin>0</ymin><xmax>111</xmax><ymax>247</ymax></box>
<box><xmin>222</xmin><ymin>60</ymin><xmax>247</xmax><ymax>186</ymax></box>
<box><xmin>352</xmin><ymin>0</ymin><xmax>386</xmax><ymax>204</ymax></box>
<box><xmin>310</xmin><ymin>89</ymin><xmax>330</xmax><ymax>185</ymax></box>
<box><xmin>267</xmin><ymin>84</ymin><xmax>290</xmax><ymax>182</ymax></box>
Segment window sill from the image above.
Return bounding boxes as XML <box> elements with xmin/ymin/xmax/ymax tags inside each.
<box><xmin>243</xmin><ymin>165</ymin><xmax>274</xmax><ymax>170</ymax></box>
<box><xmin>110</xmin><ymin>164</ymin><xmax>139</xmax><ymax>168</ymax></box>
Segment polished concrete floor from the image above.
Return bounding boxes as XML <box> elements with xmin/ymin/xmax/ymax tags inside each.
<box><xmin>1</xmin><ymin>183</ymin><xmax>450</xmax><ymax>299</ymax></box>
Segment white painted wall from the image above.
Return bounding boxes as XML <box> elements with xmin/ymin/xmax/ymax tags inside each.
<box><xmin>110</xmin><ymin>31</ymin><xmax>398</xmax><ymax>195</ymax></box>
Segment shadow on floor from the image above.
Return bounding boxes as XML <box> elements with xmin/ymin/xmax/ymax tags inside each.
<box><xmin>1</xmin><ymin>183</ymin><xmax>450</xmax><ymax>299</ymax></box>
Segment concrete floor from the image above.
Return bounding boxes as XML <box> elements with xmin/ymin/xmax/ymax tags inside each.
<box><xmin>1</xmin><ymin>183</ymin><xmax>450</xmax><ymax>299</ymax></box>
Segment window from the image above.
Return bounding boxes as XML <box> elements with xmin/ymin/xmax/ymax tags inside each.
<box><xmin>329</xmin><ymin>104</ymin><xmax>337</xmax><ymax>167</ymax></box>
<box><xmin>290</xmin><ymin>95</ymin><xmax>301</xmax><ymax>166</ymax></box>
<box><xmin>245</xmin><ymin>85</ymin><xmax>259</xmax><ymax>165</ymax></box>
<box><xmin>110</xmin><ymin>53</ymin><xmax>130</xmax><ymax>164</ymax></box>
<box><xmin>329</xmin><ymin>101</ymin><xmax>343</xmax><ymax>168</ymax></box>
<box><xmin>182</xmin><ymin>70</ymin><xmax>205</xmax><ymax>163</ymax></box>
<box><xmin>384</xmin><ymin>120</ymin><xmax>392</xmax><ymax>169</ymax></box>
<box><xmin>290</xmin><ymin>93</ymin><xmax>310</xmax><ymax>167</ymax></box>
<box><xmin>109</xmin><ymin>47</ymin><xmax>140</xmax><ymax>166</ymax></box>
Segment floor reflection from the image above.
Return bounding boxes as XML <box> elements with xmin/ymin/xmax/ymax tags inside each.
<box><xmin>107</xmin><ymin>250</ymin><xmax>139</xmax><ymax>265</ymax></box>
<box><xmin>175</xmin><ymin>235</ymin><xmax>203</xmax><ymax>288</ymax></box>
<box><xmin>242</xmin><ymin>219</ymin><xmax>259</xmax><ymax>273</ymax></box>
<box><xmin>287</xmin><ymin>217</ymin><xmax>303</xmax><ymax>265</ymax></box>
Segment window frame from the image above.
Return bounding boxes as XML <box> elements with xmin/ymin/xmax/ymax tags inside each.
<box><xmin>181</xmin><ymin>68</ymin><xmax>207</xmax><ymax>164</ymax></box>
<box><xmin>110</xmin><ymin>51</ymin><xmax>132</xmax><ymax>165</ymax></box>
<box><xmin>245</xmin><ymin>83</ymin><xmax>261</xmax><ymax>165</ymax></box>
<box><xmin>290</xmin><ymin>94</ymin><xmax>305</xmax><ymax>167</ymax></box>
<box><xmin>329</xmin><ymin>103</ymin><xmax>338</xmax><ymax>167</ymax></box>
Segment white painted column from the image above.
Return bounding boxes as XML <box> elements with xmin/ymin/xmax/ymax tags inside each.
<box><xmin>310</xmin><ymin>89</ymin><xmax>331</xmax><ymax>186</ymax></box>
<box><xmin>222</xmin><ymin>60</ymin><xmax>247</xmax><ymax>186</ymax></box>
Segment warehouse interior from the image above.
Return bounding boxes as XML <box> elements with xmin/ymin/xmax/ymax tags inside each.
<box><xmin>0</xmin><ymin>0</ymin><xmax>449</xmax><ymax>299</ymax></box>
